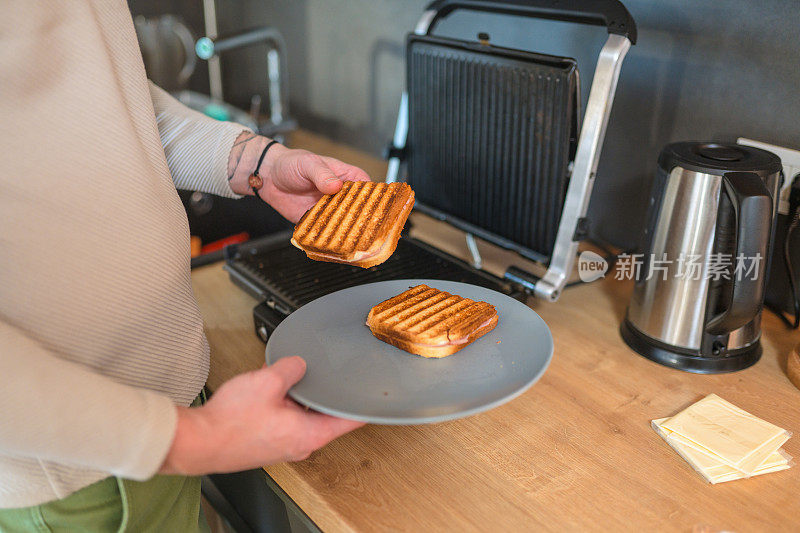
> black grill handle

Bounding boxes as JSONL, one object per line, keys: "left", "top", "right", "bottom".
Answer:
{"left": 423, "top": 0, "right": 637, "bottom": 44}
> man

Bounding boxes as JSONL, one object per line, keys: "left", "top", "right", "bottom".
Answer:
{"left": 0, "top": 1, "right": 364, "bottom": 529}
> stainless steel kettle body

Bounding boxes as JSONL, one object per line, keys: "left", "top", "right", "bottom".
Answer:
{"left": 621, "top": 142, "right": 782, "bottom": 373}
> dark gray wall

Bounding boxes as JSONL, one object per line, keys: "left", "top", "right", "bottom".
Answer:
{"left": 133, "top": 0, "right": 800, "bottom": 249}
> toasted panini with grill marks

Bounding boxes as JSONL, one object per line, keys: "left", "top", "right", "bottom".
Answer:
{"left": 366, "top": 284, "right": 499, "bottom": 358}
{"left": 291, "top": 181, "right": 414, "bottom": 268}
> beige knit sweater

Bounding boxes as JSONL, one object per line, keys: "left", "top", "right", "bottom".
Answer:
{"left": 0, "top": 1, "right": 250, "bottom": 507}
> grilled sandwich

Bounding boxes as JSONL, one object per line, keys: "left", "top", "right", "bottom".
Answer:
{"left": 291, "top": 181, "right": 415, "bottom": 268}
{"left": 366, "top": 284, "right": 499, "bottom": 358}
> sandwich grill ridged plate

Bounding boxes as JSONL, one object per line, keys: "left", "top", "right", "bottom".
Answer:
{"left": 406, "top": 35, "right": 578, "bottom": 262}
{"left": 265, "top": 279, "right": 553, "bottom": 424}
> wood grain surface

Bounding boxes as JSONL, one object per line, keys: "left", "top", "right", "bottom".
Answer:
{"left": 788, "top": 343, "right": 800, "bottom": 391}
{"left": 191, "top": 131, "right": 800, "bottom": 532}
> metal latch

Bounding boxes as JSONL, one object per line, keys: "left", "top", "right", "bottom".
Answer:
{"left": 572, "top": 217, "right": 590, "bottom": 241}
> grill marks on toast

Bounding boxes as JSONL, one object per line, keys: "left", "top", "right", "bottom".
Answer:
{"left": 367, "top": 285, "right": 499, "bottom": 353}
{"left": 370, "top": 286, "right": 450, "bottom": 325}
{"left": 293, "top": 181, "right": 409, "bottom": 258}
{"left": 352, "top": 185, "right": 398, "bottom": 254}
{"left": 368, "top": 284, "right": 431, "bottom": 315}
{"left": 295, "top": 193, "right": 335, "bottom": 244}
{"left": 312, "top": 183, "right": 362, "bottom": 251}
{"left": 336, "top": 184, "right": 379, "bottom": 253}
{"left": 407, "top": 300, "right": 480, "bottom": 337}
{"left": 298, "top": 181, "right": 362, "bottom": 248}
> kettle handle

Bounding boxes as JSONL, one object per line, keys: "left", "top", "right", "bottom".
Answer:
{"left": 705, "top": 172, "right": 773, "bottom": 336}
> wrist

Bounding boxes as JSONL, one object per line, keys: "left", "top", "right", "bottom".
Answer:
{"left": 160, "top": 406, "right": 215, "bottom": 476}
{"left": 227, "top": 133, "right": 267, "bottom": 196}
{"left": 255, "top": 142, "right": 289, "bottom": 187}
{"left": 227, "top": 133, "right": 290, "bottom": 197}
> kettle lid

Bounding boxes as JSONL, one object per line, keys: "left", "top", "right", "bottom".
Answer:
{"left": 659, "top": 141, "right": 783, "bottom": 175}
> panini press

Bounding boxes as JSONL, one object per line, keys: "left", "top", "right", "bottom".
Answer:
{"left": 225, "top": 227, "right": 524, "bottom": 342}
{"left": 225, "top": 0, "right": 636, "bottom": 343}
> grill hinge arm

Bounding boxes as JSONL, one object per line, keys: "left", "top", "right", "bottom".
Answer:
{"left": 535, "top": 33, "right": 631, "bottom": 301}
{"left": 386, "top": 92, "right": 409, "bottom": 184}
{"left": 465, "top": 233, "right": 482, "bottom": 269}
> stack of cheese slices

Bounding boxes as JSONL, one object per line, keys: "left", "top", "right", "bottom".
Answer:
{"left": 652, "top": 394, "right": 792, "bottom": 484}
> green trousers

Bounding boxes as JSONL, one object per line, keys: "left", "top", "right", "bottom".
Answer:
{"left": 0, "top": 474, "right": 209, "bottom": 533}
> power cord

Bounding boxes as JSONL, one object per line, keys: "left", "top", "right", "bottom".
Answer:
{"left": 766, "top": 174, "right": 800, "bottom": 329}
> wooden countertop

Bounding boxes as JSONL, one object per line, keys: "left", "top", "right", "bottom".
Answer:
{"left": 192, "top": 131, "right": 800, "bottom": 532}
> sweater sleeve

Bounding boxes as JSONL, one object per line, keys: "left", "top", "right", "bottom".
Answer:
{"left": 0, "top": 320, "right": 178, "bottom": 480}
{"left": 148, "top": 82, "right": 251, "bottom": 198}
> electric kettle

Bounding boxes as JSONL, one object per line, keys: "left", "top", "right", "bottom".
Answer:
{"left": 621, "top": 141, "right": 782, "bottom": 373}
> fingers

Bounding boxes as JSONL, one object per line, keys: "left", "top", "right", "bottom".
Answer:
{"left": 283, "top": 397, "right": 307, "bottom": 411}
{"left": 266, "top": 356, "right": 307, "bottom": 397}
{"left": 299, "top": 155, "right": 343, "bottom": 195}
{"left": 320, "top": 156, "right": 372, "bottom": 183}
{"left": 279, "top": 400, "right": 365, "bottom": 461}
{"left": 301, "top": 410, "right": 366, "bottom": 447}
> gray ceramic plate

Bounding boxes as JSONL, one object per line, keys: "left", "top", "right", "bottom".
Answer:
{"left": 265, "top": 279, "right": 553, "bottom": 424}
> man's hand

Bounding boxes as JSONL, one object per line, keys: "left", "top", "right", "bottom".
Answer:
{"left": 160, "top": 357, "right": 364, "bottom": 476}
{"left": 227, "top": 133, "right": 371, "bottom": 222}
{"left": 257, "top": 145, "right": 371, "bottom": 222}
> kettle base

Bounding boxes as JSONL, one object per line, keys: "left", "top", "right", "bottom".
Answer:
{"left": 620, "top": 319, "right": 761, "bottom": 374}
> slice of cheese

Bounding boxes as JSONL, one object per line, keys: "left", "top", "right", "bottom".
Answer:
{"left": 652, "top": 417, "right": 791, "bottom": 484}
{"left": 660, "top": 394, "right": 790, "bottom": 475}
{"left": 653, "top": 418, "right": 790, "bottom": 472}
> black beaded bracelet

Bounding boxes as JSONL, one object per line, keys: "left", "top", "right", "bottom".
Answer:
{"left": 248, "top": 139, "right": 280, "bottom": 194}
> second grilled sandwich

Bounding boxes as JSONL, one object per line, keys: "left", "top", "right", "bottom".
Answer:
{"left": 367, "top": 284, "right": 499, "bottom": 358}
{"left": 291, "top": 181, "right": 414, "bottom": 268}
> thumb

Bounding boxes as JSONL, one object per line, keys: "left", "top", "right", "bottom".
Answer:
{"left": 266, "top": 356, "right": 307, "bottom": 396}
{"left": 300, "top": 155, "right": 343, "bottom": 195}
